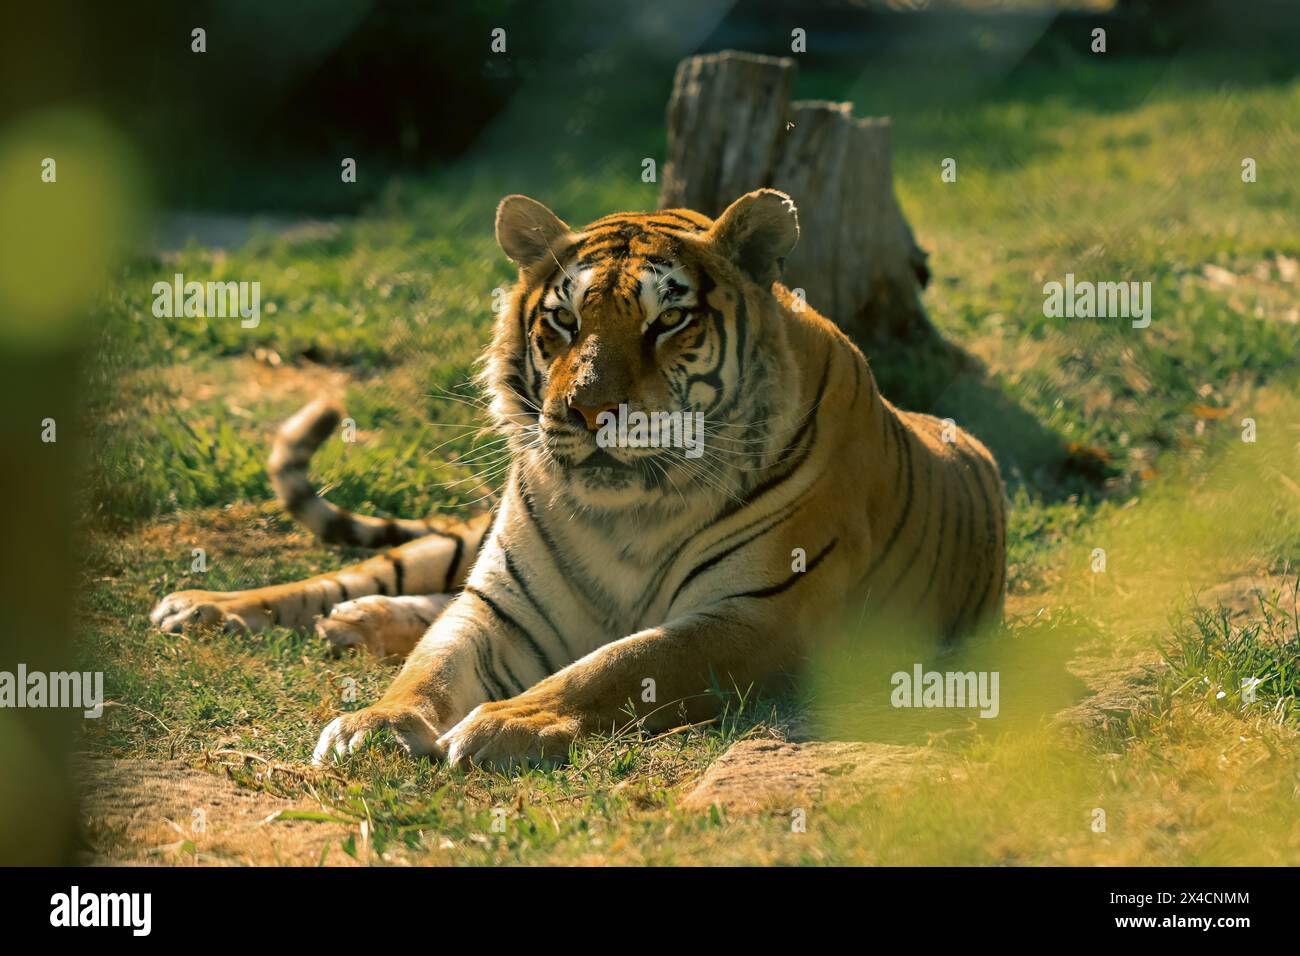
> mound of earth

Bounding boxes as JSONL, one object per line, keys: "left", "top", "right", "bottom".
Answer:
{"left": 77, "top": 757, "right": 355, "bottom": 866}
{"left": 679, "top": 740, "right": 960, "bottom": 813}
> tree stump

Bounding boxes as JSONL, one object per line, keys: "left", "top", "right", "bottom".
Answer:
{"left": 661, "top": 52, "right": 795, "bottom": 216}
{"left": 659, "top": 50, "right": 935, "bottom": 349}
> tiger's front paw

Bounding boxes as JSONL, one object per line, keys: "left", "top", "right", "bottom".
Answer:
{"left": 150, "top": 589, "right": 271, "bottom": 634}
{"left": 437, "top": 697, "right": 581, "bottom": 770}
{"left": 312, "top": 703, "right": 443, "bottom": 765}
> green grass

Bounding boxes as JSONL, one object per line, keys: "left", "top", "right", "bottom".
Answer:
{"left": 1162, "top": 588, "right": 1300, "bottom": 729}
{"left": 76, "top": 52, "right": 1300, "bottom": 864}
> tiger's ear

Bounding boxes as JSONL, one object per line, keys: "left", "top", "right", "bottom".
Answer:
{"left": 709, "top": 189, "right": 799, "bottom": 284}
{"left": 496, "top": 195, "right": 573, "bottom": 268}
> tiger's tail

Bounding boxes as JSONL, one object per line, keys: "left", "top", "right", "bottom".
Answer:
{"left": 269, "top": 399, "right": 447, "bottom": 548}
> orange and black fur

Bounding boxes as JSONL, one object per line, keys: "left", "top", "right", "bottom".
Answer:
{"left": 152, "top": 189, "right": 1006, "bottom": 767}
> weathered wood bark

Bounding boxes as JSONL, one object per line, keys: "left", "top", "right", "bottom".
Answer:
{"left": 660, "top": 50, "right": 935, "bottom": 348}
{"left": 660, "top": 51, "right": 795, "bottom": 216}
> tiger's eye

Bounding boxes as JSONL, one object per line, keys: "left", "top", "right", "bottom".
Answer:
{"left": 651, "top": 308, "right": 690, "bottom": 337}
{"left": 548, "top": 308, "right": 578, "bottom": 333}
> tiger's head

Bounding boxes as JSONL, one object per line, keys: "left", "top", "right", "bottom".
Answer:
{"left": 486, "top": 188, "right": 800, "bottom": 508}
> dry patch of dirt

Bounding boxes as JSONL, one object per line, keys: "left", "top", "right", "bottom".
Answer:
{"left": 160, "top": 354, "right": 352, "bottom": 419}
{"left": 1195, "top": 571, "right": 1299, "bottom": 627}
{"left": 78, "top": 757, "right": 355, "bottom": 866}
{"left": 1052, "top": 650, "right": 1162, "bottom": 732}
{"left": 135, "top": 501, "right": 318, "bottom": 559}
{"left": 679, "top": 740, "right": 960, "bottom": 814}
{"left": 107, "top": 354, "right": 354, "bottom": 430}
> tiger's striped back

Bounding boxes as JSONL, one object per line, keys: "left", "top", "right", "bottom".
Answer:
{"left": 857, "top": 401, "right": 1006, "bottom": 639}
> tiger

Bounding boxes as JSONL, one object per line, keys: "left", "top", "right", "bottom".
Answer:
{"left": 150, "top": 188, "right": 1007, "bottom": 768}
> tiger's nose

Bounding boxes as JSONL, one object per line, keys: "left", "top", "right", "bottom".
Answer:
{"left": 568, "top": 401, "right": 620, "bottom": 431}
